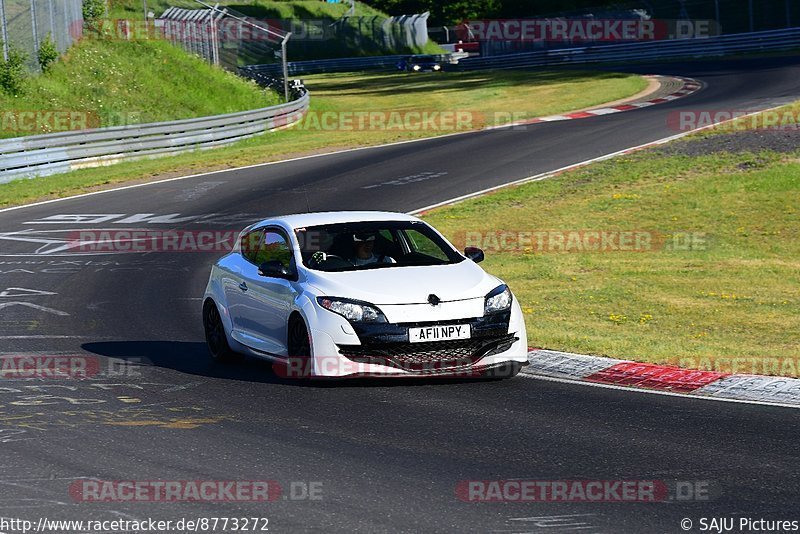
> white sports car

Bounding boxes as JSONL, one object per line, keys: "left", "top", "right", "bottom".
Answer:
{"left": 202, "top": 211, "right": 528, "bottom": 379}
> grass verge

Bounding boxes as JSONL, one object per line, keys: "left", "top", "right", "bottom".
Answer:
{"left": 0, "top": 69, "right": 646, "bottom": 207}
{"left": 420, "top": 117, "right": 800, "bottom": 377}
{"left": 0, "top": 37, "right": 279, "bottom": 138}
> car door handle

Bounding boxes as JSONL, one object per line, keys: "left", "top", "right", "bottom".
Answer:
{"left": 239, "top": 282, "right": 248, "bottom": 292}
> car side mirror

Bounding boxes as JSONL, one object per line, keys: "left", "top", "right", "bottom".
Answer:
{"left": 464, "top": 246, "right": 484, "bottom": 263}
{"left": 259, "top": 260, "right": 291, "bottom": 278}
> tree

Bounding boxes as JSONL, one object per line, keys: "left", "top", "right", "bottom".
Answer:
{"left": 82, "top": 0, "right": 106, "bottom": 25}
{"left": 38, "top": 33, "right": 59, "bottom": 72}
{"left": 0, "top": 42, "right": 28, "bottom": 95}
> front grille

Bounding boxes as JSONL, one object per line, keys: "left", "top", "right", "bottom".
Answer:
{"left": 338, "top": 334, "right": 517, "bottom": 373}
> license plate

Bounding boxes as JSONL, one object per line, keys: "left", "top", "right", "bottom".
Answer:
{"left": 408, "top": 324, "right": 471, "bottom": 343}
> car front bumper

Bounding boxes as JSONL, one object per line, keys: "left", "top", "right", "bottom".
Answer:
{"left": 303, "top": 300, "right": 529, "bottom": 378}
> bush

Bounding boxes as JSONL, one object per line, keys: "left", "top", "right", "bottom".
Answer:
{"left": 38, "top": 34, "right": 59, "bottom": 72}
{"left": 82, "top": 0, "right": 106, "bottom": 25}
{"left": 0, "top": 43, "right": 28, "bottom": 96}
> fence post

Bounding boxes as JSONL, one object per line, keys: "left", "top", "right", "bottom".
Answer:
{"left": 281, "top": 32, "right": 291, "bottom": 102}
{"left": 48, "top": 0, "right": 55, "bottom": 40}
{"left": 210, "top": 3, "right": 220, "bottom": 66}
{"left": 31, "top": 0, "right": 40, "bottom": 53}
{"left": 0, "top": 0, "right": 8, "bottom": 61}
{"left": 64, "top": 0, "right": 73, "bottom": 47}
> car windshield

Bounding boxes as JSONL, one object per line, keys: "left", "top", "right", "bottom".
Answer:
{"left": 295, "top": 221, "right": 464, "bottom": 272}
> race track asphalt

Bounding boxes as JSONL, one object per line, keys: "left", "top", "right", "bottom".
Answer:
{"left": 0, "top": 56, "right": 798, "bottom": 533}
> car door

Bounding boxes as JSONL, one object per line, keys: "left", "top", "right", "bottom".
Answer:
{"left": 225, "top": 227, "right": 264, "bottom": 340}
{"left": 237, "top": 227, "right": 299, "bottom": 356}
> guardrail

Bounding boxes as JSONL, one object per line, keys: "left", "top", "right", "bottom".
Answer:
{"left": 240, "top": 55, "right": 408, "bottom": 78}
{"left": 243, "top": 27, "right": 800, "bottom": 77}
{"left": 0, "top": 85, "right": 310, "bottom": 184}
{"left": 451, "top": 27, "right": 800, "bottom": 70}
{"left": 4, "top": 27, "right": 798, "bottom": 184}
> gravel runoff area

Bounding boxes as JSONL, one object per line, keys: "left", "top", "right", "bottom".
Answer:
{"left": 657, "top": 128, "right": 800, "bottom": 157}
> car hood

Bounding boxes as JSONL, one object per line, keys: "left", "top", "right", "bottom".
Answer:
{"left": 304, "top": 260, "right": 500, "bottom": 305}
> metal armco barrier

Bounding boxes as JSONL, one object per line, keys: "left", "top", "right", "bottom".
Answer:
{"left": 240, "top": 55, "right": 408, "bottom": 78}
{"left": 244, "top": 27, "right": 800, "bottom": 76}
{"left": 0, "top": 86, "right": 309, "bottom": 184}
{"left": 3, "top": 27, "right": 798, "bottom": 184}
{"left": 450, "top": 27, "right": 800, "bottom": 70}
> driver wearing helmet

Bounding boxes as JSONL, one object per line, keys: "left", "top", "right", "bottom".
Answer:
{"left": 351, "top": 232, "right": 395, "bottom": 266}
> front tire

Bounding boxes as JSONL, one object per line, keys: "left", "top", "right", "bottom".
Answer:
{"left": 280, "top": 315, "right": 312, "bottom": 378}
{"left": 483, "top": 362, "right": 523, "bottom": 380}
{"left": 288, "top": 316, "right": 311, "bottom": 358}
{"left": 203, "top": 300, "right": 240, "bottom": 363}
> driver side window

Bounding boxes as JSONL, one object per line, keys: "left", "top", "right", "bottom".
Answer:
{"left": 240, "top": 229, "right": 264, "bottom": 264}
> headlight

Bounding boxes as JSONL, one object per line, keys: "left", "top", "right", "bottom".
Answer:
{"left": 485, "top": 285, "right": 512, "bottom": 314}
{"left": 433, "top": 64, "right": 441, "bottom": 70}
{"left": 412, "top": 65, "right": 421, "bottom": 71}
{"left": 317, "top": 297, "right": 386, "bottom": 323}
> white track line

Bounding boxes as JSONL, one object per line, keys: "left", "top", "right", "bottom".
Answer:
{"left": 1, "top": 77, "right": 794, "bottom": 409}
{"left": 519, "top": 372, "right": 800, "bottom": 410}
{"left": 408, "top": 103, "right": 789, "bottom": 215}
{"left": 409, "top": 102, "right": 800, "bottom": 409}
{"left": 0, "top": 77, "right": 701, "bottom": 216}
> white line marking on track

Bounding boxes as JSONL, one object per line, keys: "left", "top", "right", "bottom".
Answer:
{"left": 518, "top": 372, "right": 800, "bottom": 410}
{"left": 0, "top": 77, "right": 704, "bottom": 217}
{"left": 0, "top": 78, "right": 792, "bottom": 410}
{"left": 0, "top": 288, "right": 56, "bottom": 298}
{"left": 585, "top": 108, "right": 618, "bottom": 115}
{"left": 408, "top": 104, "right": 791, "bottom": 215}
{"left": 0, "top": 302, "right": 69, "bottom": 316}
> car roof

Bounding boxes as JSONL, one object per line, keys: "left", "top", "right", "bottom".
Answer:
{"left": 257, "top": 211, "right": 421, "bottom": 230}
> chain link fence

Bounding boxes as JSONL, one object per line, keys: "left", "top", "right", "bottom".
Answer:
{"left": 156, "top": 2, "right": 431, "bottom": 71}
{"left": 156, "top": 1, "right": 431, "bottom": 99}
{"left": 157, "top": 4, "right": 286, "bottom": 71}
{"left": 0, "top": 0, "right": 83, "bottom": 68}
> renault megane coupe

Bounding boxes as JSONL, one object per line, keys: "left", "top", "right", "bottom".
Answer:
{"left": 202, "top": 211, "right": 528, "bottom": 378}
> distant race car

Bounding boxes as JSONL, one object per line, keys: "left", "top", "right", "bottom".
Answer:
{"left": 398, "top": 55, "right": 443, "bottom": 72}
{"left": 202, "top": 211, "right": 528, "bottom": 379}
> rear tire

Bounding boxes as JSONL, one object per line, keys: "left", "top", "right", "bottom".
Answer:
{"left": 203, "top": 300, "right": 240, "bottom": 363}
